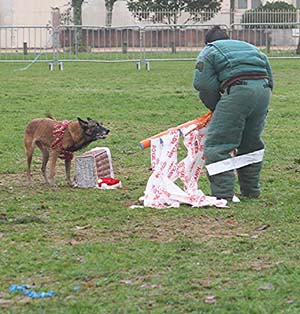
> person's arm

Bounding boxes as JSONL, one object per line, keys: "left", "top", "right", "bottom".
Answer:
{"left": 263, "top": 54, "right": 273, "bottom": 90}
{"left": 193, "top": 56, "right": 221, "bottom": 111}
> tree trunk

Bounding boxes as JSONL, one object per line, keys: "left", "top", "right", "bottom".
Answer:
{"left": 72, "top": 0, "right": 83, "bottom": 26}
{"left": 296, "top": 36, "right": 300, "bottom": 55}
{"left": 72, "top": 0, "right": 84, "bottom": 51}
{"left": 230, "top": 0, "right": 235, "bottom": 25}
{"left": 105, "top": 4, "right": 113, "bottom": 26}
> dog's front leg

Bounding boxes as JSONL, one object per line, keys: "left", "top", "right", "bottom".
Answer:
{"left": 48, "top": 152, "right": 58, "bottom": 186}
{"left": 65, "top": 159, "right": 74, "bottom": 186}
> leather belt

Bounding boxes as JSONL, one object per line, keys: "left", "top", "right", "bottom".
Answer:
{"left": 220, "top": 72, "right": 269, "bottom": 93}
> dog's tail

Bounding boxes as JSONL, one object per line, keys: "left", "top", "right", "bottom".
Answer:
{"left": 46, "top": 113, "right": 56, "bottom": 120}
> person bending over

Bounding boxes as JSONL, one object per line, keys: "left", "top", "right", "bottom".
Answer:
{"left": 193, "top": 26, "right": 273, "bottom": 201}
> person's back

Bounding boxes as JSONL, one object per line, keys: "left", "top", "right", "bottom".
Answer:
{"left": 203, "top": 39, "right": 269, "bottom": 83}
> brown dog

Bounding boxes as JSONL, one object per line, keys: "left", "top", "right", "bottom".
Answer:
{"left": 24, "top": 117, "right": 110, "bottom": 186}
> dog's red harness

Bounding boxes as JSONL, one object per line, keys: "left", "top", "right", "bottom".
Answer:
{"left": 52, "top": 120, "right": 74, "bottom": 161}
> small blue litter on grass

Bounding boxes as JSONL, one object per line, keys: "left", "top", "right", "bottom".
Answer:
{"left": 73, "top": 285, "right": 81, "bottom": 291}
{"left": 9, "top": 285, "right": 55, "bottom": 298}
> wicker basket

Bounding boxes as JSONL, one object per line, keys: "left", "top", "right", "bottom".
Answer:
{"left": 75, "top": 147, "right": 114, "bottom": 188}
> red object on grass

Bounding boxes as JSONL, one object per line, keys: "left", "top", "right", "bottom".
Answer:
{"left": 98, "top": 177, "right": 121, "bottom": 188}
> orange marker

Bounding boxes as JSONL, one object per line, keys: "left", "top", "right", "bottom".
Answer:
{"left": 140, "top": 111, "right": 212, "bottom": 149}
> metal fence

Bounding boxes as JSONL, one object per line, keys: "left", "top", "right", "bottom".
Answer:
{"left": 231, "top": 23, "right": 300, "bottom": 57}
{"left": 142, "top": 24, "right": 229, "bottom": 62}
{"left": 58, "top": 25, "right": 142, "bottom": 63}
{"left": 1, "top": 22, "right": 300, "bottom": 66}
{"left": 0, "top": 26, "right": 53, "bottom": 62}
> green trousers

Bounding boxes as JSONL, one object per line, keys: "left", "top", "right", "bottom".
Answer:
{"left": 204, "top": 79, "right": 271, "bottom": 199}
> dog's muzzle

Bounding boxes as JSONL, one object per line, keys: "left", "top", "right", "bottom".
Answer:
{"left": 97, "top": 129, "right": 110, "bottom": 139}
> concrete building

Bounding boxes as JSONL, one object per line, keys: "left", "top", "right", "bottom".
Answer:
{"left": 0, "top": 0, "right": 299, "bottom": 27}
{"left": 235, "top": 0, "right": 300, "bottom": 10}
{"left": 0, "top": 0, "right": 131, "bottom": 26}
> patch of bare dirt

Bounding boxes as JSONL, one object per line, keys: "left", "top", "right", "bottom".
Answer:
{"left": 0, "top": 167, "right": 250, "bottom": 244}
{"left": 122, "top": 215, "right": 243, "bottom": 243}
{"left": 0, "top": 161, "right": 71, "bottom": 188}
{"left": 46, "top": 215, "right": 245, "bottom": 246}
{"left": 0, "top": 172, "right": 43, "bottom": 187}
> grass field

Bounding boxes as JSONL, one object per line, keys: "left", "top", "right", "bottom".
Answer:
{"left": 0, "top": 59, "right": 299, "bottom": 313}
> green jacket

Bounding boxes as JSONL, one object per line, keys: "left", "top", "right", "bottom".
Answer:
{"left": 193, "top": 39, "right": 273, "bottom": 111}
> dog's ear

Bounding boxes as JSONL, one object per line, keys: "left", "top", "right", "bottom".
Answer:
{"left": 87, "top": 117, "right": 92, "bottom": 121}
{"left": 77, "top": 117, "right": 88, "bottom": 129}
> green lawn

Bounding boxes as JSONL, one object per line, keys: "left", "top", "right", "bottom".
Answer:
{"left": 0, "top": 59, "right": 299, "bottom": 313}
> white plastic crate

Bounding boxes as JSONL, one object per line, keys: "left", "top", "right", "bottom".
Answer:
{"left": 75, "top": 147, "right": 114, "bottom": 188}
